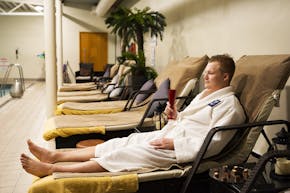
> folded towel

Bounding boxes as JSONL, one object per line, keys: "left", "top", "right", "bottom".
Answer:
{"left": 43, "top": 118, "right": 106, "bottom": 140}
{"left": 28, "top": 174, "right": 138, "bottom": 193}
{"left": 55, "top": 107, "right": 124, "bottom": 115}
{"left": 43, "top": 108, "right": 149, "bottom": 141}
{"left": 55, "top": 101, "right": 127, "bottom": 115}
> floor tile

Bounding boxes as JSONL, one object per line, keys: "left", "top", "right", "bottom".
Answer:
{"left": 0, "top": 186, "right": 14, "bottom": 193}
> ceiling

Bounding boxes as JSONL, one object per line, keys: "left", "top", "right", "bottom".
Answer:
{"left": 0, "top": 0, "right": 44, "bottom": 15}
{"left": 61, "top": 0, "right": 100, "bottom": 11}
{"left": 0, "top": 0, "right": 120, "bottom": 16}
{"left": 62, "top": 0, "right": 99, "bottom": 6}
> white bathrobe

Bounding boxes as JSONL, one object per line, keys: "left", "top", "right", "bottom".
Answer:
{"left": 92, "top": 86, "right": 246, "bottom": 172}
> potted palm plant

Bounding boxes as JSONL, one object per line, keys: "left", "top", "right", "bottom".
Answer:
{"left": 105, "top": 7, "right": 166, "bottom": 56}
{"left": 105, "top": 6, "right": 166, "bottom": 90}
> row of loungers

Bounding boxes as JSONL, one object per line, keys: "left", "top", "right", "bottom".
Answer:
{"left": 57, "top": 64, "right": 132, "bottom": 104}
{"left": 28, "top": 54, "right": 290, "bottom": 193}
{"left": 49, "top": 55, "right": 209, "bottom": 147}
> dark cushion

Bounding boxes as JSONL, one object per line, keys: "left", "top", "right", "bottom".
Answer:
{"left": 102, "top": 66, "right": 111, "bottom": 78}
{"left": 79, "top": 63, "right": 93, "bottom": 76}
{"left": 147, "top": 78, "right": 170, "bottom": 118}
{"left": 135, "top": 79, "right": 156, "bottom": 105}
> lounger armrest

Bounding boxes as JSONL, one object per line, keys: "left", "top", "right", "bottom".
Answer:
{"left": 96, "top": 77, "right": 111, "bottom": 82}
{"left": 175, "top": 95, "right": 190, "bottom": 102}
{"left": 126, "top": 89, "right": 157, "bottom": 110}
{"left": 135, "top": 89, "right": 157, "bottom": 95}
{"left": 122, "top": 87, "right": 138, "bottom": 110}
{"left": 135, "top": 96, "right": 190, "bottom": 132}
{"left": 101, "top": 83, "right": 116, "bottom": 93}
{"left": 180, "top": 119, "right": 290, "bottom": 193}
{"left": 135, "top": 97, "right": 169, "bottom": 132}
{"left": 240, "top": 149, "right": 290, "bottom": 193}
{"left": 129, "top": 101, "right": 150, "bottom": 110}
{"left": 94, "top": 71, "right": 104, "bottom": 77}
{"left": 122, "top": 88, "right": 157, "bottom": 111}
{"left": 133, "top": 96, "right": 190, "bottom": 129}
{"left": 96, "top": 77, "right": 112, "bottom": 89}
{"left": 176, "top": 96, "right": 188, "bottom": 100}
{"left": 111, "top": 85, "right": 127, "bottom": 89}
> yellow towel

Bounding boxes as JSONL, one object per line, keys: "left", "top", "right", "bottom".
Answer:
{"left": 43, "top": 119, "right": 105, "bottom": 141}
{"left": 55, "top": 107, "right": 123, "bottom": 115}
{"left": 55, "top": 108, "right": 64, "bottom": 115}
{"left": 28, "top": 174, "right": 138, "bottom": 193}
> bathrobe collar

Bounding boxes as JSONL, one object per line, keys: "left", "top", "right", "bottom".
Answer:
{"left": 196, "top": 86, "right": 234, "bottom": 104}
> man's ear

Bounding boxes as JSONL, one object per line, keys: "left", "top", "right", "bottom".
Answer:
{"left": 223, "top": 73, "right": 230, "bottom": 82}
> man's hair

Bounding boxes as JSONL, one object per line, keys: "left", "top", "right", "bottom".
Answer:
{"left": 209, "top": 54, "right": 235, "bottom": 82}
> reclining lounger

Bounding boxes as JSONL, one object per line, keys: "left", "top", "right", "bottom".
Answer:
{"left": 56, "top": 64, "right": 119, "bottom": 96}
{"left": 57, "top": 65, "right": 131, "bottom": 104}
{"left": 31, "top": 54, "right": 290, "bottom": 193}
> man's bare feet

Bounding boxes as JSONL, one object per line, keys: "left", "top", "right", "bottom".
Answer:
{"left": 20, "top": 153, "right": 53, "bottom": 177}
{"left": 27, "top": 139, "right": 57, "bottom": 163}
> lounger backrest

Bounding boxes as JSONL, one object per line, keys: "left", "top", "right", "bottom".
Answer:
{"left": 155, "top": 55, "right": 208, "bottom": 96}
{"left": 231, "top": 55, "right": 290, "bottom": 122}
{"left": 102, "top": 64, "right": 112, "bottom": 78}
{"left": 134, "top": 55, "right": 208, "bottom": 111}
{"left": 109, "top": 64, "right": 119, "bottom": 78}
{"left": 197, "top": 54, "right": 290, "bottom": 173}
{"left": 79, "top": 63, "right": 93, "bottom": 76}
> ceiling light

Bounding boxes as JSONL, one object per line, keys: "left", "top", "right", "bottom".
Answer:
{"left": 34, "top": 5, "right": 44, "bottom": 12}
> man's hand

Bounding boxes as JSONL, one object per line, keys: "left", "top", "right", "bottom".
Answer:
{"left": 164, "top": 102, "right": 177, "bottom": 120}
{"left": 150, "top": 138, "right": 174, "bottom": 150}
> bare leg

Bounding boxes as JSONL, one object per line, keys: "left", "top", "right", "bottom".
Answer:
{"left": 27, "top": 139, "right": 96, "bottom": 163}
{"left": 21, "top": 153, "right": 107, "bottom": 177}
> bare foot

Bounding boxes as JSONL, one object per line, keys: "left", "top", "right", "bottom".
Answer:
{"left": 20, "top": 153, "right": 53, "bottom": 177}
{"left": 27, "top": 139, "right": 57, "bottom": 163}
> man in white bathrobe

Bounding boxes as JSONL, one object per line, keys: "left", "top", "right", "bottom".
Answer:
{"left": 21, "top": 54, "right": 246, "bottom": 177}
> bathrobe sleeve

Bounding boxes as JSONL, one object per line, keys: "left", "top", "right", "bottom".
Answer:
{"left": 174, "top": 95, "right": 246, "bottom": 163}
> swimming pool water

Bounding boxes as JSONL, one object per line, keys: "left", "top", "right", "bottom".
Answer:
{"left": 0, "top": 84, "right": 12, "bottom": 97}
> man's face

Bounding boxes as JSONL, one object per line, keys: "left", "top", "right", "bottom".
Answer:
{"left": 203, "top": 61, "right": 228, "bottom": 90}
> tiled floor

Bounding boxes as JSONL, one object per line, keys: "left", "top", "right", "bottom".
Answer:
{"left": 0, "top": 82, "right": 47, "bottom": 193}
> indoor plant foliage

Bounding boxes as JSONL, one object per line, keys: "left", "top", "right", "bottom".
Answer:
{"left": 105, "top": 7, "right": 133, "bottom": 53}
{"left": 105, "top": 6, "right": 166, "bottom": 89}
{"left": 121, "top": 51, "right": 158, "bottom": 80}
{"left": 105, "top": 6, "right": 167, "bottom": 57}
